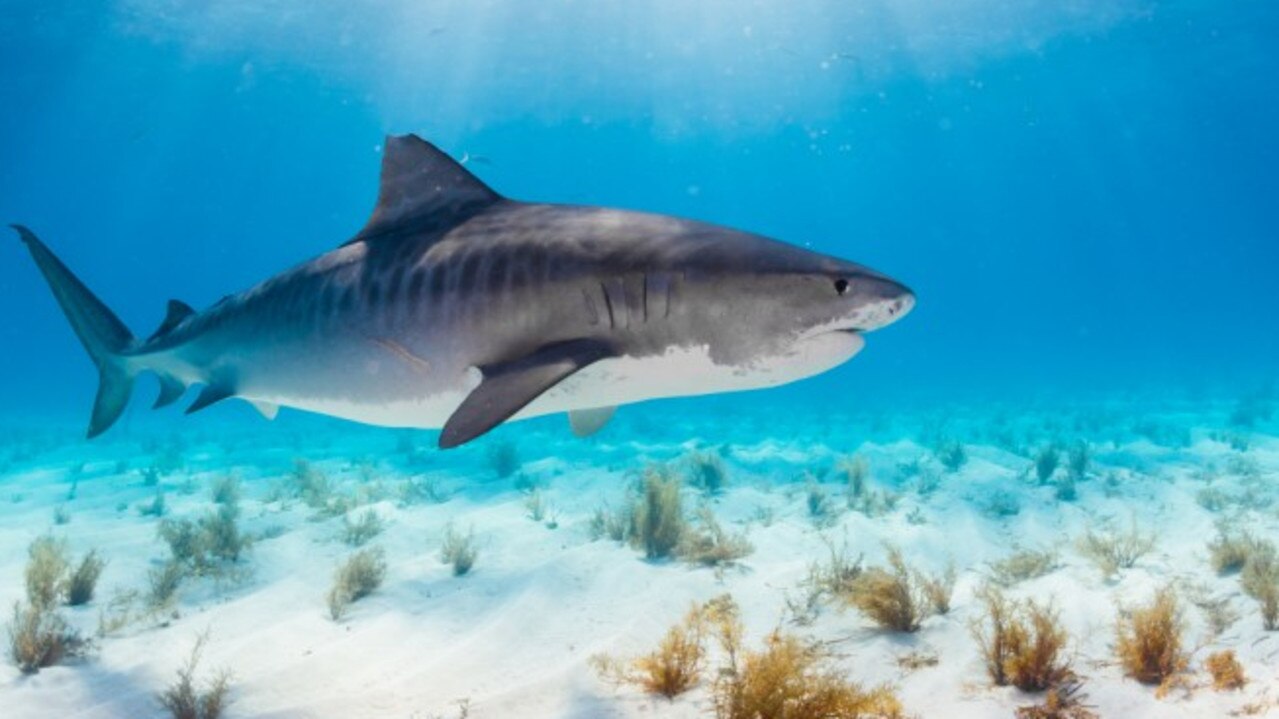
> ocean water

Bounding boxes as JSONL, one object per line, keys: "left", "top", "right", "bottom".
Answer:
{"left": 1, "top": 2, "right": 1277, "bottom": 718}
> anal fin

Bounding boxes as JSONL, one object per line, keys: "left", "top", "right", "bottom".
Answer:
{"left": 153, "top": 374, "right": 186, "bottom": 409}
{"left": 568, "top": 406, "right": 617, "bottom": 438}
{"left": 440, "top": 338, "right": 614, "bottom": 449}
{"left": 186, "top": 383, "right": 234, "bottom": 414}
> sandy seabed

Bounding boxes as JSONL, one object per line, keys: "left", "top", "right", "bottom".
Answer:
{"left": 0, "top": 395, "right": 1276, "bottom": 719}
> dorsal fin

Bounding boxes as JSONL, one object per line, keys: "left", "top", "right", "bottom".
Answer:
{"left": 349, "top": 134, "right": 502, "bottom": 244}
{"left": 148, "top": 299, "right": 195, "bottom": 341}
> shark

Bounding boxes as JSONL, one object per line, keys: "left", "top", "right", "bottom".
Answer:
{"left": 16, "top": 134, "right": 915, "bottom": 448}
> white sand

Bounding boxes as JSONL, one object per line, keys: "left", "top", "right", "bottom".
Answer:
{"left": 0, "top": 400, "right": 1276, "bottom": 718}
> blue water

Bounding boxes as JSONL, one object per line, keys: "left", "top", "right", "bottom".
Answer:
{"left": 2, "top": 0, "right": 1276, "bottom": 430}
{"left": 2, "top": 4, "right": 1279, "bottom": 717}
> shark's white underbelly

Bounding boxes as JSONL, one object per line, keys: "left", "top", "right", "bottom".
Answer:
{"left": 253, "top": 331, "right": 864, "bottom": 431}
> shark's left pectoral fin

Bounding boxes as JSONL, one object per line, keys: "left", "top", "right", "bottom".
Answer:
{"left": 440, "top": 339, "right": 614, "bottom": 449}
{"left": 568, "top": 406, "right": 617, "bottom": 438}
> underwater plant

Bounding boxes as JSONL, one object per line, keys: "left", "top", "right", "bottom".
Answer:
{"left": 1034, "top": 445, "right": 1060, "bottom": 484}
{"left": 158, "top": 507, "right": 252, "bottom": 576}
{"left": 147, "top": 561, "right": 186, "bottom": 609}
{"left": 25, "top": 535, "right": 70, "bottom": 609}
{"left": 139, "top": 490, "right": 168, "bottom": 517}
{"left": 522, "top": 488, "right": 549, "bottom": 522}
{"left": 677, "top": 507, "right": 753, "bottom": 567}
{"left": 805, "top": 476, "right": 836, "bottom": 526}
{"left": 971, "top": 585, "right": 1071, "bottom": 692}
{"left": 631, "top": 467, "right": 686, "bottom": 560}
{"left": 65, "top": 550, "right": 106, "bottom": 606}
{"left": 341, "top": 509, "right": 386, "bottom": 547}
{"left": 1013, "top": 678, "right": 1099, "bottom": 719}
{"left": 6, "top": 601, "right": 88, "bottom": 674}
{"left": 327, "top": 547, "right": 388, "bottom": 620}
{"left": 990, "top": 547, "right": 1060, "bottom": 587}
{"left": 487, "top": 440, "right": 520, "bottom": 479}
{"left": 289, "top": 459, "right": 351, "bottom": 516}
{"left": 839, "top": 455, "right": 869, "bottom": 501}
{"left": 708, "top": 595, "right": 902, "bottom": 719}
{"left": 198, "top": 506, "right": 251, "bottom": 563}
{"left": 1066, "top": 441, "right": 1090, "bottom": 480}
{"left": 588, "top": 502, "right": 634, "bottom": 543}
{"left": 1240, "top": 539, "right": 1279, "bottom": 630}
{"left": 440, "top": 523, "right": 479, "bottom": 576}
{"left": 591, "top": 603, "right": 707, "bottom": 698}
{"left": 1207, "top": 529, "right": 1262, "bottom": 575}
{"left": 843, "top": 545, "right": 949, "bottom": 633}
{"left": 918, "top": 562, "right": 957, "bottom": 615}
{"left": 1204, "top": 649, "right": 1246, "bottom": 690}
{"left": 935, "top": 439, "right": 967, "bottom": 473}
{"left": 396, "top": 475, "right": 449, "bottom": 505}
{"left": 209, "top": 476, "right": 241, "bottom": 507}
{"left": 158, "top": 633, "right": 232, "bottom": 719}
{"left": 1114, "top": 587, "right": 1189, "bottom": 693}
{"left": 686, "top": 449, "right": 729, "bottom": 495}
{"left": 1075, "top": 520, "right": 1156, "bottom": 578}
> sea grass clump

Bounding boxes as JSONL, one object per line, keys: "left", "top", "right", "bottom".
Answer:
{"left": 1240, "top": 539, "right": 1279, "bottom": 630}
{"left": 591, "top": 602, "right": 707, "bottom": 698}
{"left": 709, "top": 595, "right": 902, "bottom": 719}
{"left": 677, "top": 507, "right": 753, "bottom": 567}
{"left": 839, "top": 456, "right": 869, "bottom": 501}
{"left": 1204, "top": 650, "right": 1246, "bottom": 691}
{"left": 65, "top": 551, "right": 106, "bottom": 606}
{"left": 157, "top": 633, "right": 232, "bottom": 719}
{"left": 971, "top": 585, "right": 1071, "bottom": 691}
{"left": 23, "top": 535, "right": 105, "bottom": 608}
{"left": 935, "top": 439, "right": 967, "bottom": 473}
{"left": 158, "top": 505, "right": 252, "bottom": 576}
{"left": 25, "top": 535, "right": 70, "bottom": 609}
{"left": 1075, "top": 520, "right": 1156, "bottom": 578}
{"left": 7, "top": 601, "right": 88, "bottom": 674}
{"left": 843, "top": 545, "right": 951, "bottom": 632}
{"left": 631, "top": 467, "right": 686, "bottom": 560}
{"left": 588, "top": 502, "right": 634, "bottom": 543}
{"left": 327, "top": 547, "right": 388, "bottom": 620}
{"left": 487, "top": 440, "right": 520, "bottom": 479}
{"left": 686, "top": 449, "right": 729, "bottom": 495}
{"left": 341, "top": 509, "right": 386, "bottom": 547}
{"left": 1208, "top": 529, "right": 1262, "bottom": 575}
{"left": 209, "top": 476, "right": 241, "bottom": 507}
{"left": 1114, "top": 587, "right": 1189, "bottom": 694}
{"left": 1014, "top": 679, "right": 1099, "bottom": 719}
{"left": 1034, "top": 446, "right": 1060, "bottom": 484}
{"left": 440, "top": 523, "right": 479, "bottom": 576}
{"left": 990, "top": 547, "right": 1060, "bottom": 587}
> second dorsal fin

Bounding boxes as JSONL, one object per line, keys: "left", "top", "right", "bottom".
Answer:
{"left": 349, "top": 134, "right": 502, "bottom": 244}
{"left": 148, "top": 299, "right": 195, "bottom": 341}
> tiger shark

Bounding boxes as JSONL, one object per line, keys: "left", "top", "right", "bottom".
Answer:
{"left": 16, "top": 134, "right": 914, "bottom": 448}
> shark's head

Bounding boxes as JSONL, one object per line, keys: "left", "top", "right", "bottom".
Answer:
{"left": 672, "top": 227, "right": 915, "bottom": 386}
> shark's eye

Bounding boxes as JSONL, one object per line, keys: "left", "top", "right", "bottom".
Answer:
{"left": 833, "top": 278, "right": 850, "bottom": 295}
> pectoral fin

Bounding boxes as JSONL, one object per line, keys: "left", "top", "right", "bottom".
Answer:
{"left": 568, "top": 406, "right": 617, "bottom": 438}
{"left": 440, "top": 339, "right": 613, "bottom": 449}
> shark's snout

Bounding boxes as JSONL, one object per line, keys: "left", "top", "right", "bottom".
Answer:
{"left": 840, "top": 274, "right": 915, "bottom": 333}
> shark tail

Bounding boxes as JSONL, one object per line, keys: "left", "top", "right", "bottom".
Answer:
{"left": 14, "top": 224, "right": 137, "bottom": 438}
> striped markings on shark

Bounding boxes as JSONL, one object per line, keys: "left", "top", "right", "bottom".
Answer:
{"left": 15, "top": 134, "right": 915, "bottom": 448}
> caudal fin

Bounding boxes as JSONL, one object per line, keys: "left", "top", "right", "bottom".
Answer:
{"left": 14, "top": 225, "right": 136, "bottom": 438}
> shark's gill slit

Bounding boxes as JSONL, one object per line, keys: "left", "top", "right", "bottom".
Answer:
{"left": 581, "top": 288, "right": 600, "bottom": 326}
{"left": 599, "top": 281, "right": 615, "bottom": 329}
